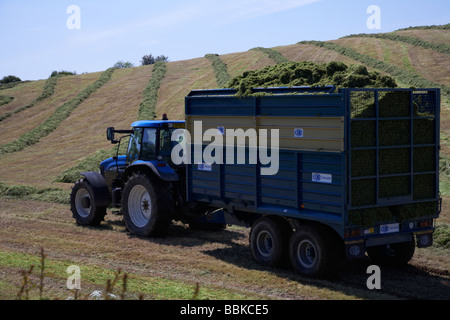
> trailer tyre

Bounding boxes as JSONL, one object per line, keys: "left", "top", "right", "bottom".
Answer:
{"left": 250, "top": 217, "right": 291, "bottom": 267}
{"left": 70, "top": 179, "right": 107, "bottom": 226}
{"left": 122, "top": 172, "right": 173, "bottom": 236}
{"left": 289, "top": 225, "right": 341, "bottom": 278}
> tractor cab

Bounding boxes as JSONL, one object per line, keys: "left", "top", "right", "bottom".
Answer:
{"left": 101, "top": 118, "right": 185, "bottom": 205}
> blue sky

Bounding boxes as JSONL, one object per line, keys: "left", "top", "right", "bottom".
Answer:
{"left": 1, "top": 0, "right": 448, "bottom": 80}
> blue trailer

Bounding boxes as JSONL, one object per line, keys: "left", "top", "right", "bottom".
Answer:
{"left": 70, "top": 86, "right": 441, "bottom": 278}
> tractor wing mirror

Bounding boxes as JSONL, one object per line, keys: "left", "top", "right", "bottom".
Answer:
{"left": 106, "top": 127, "right": 116, "bottom": 142}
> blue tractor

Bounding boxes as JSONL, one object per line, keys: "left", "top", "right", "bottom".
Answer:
{"left": 70, "top": 117, "right": 214, "bottom": 236}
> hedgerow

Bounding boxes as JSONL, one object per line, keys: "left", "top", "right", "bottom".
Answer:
{"left": 205, "top": 54, "right": 230, "bottom": 88}
{"left": 0, "top": 68, "right": 115, "bottom": 155}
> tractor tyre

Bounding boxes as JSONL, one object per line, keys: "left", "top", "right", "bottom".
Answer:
{"left": 70, "top": 179, "right": 107, "bottom": 226}
{"left": 122, "top": 172, "right": 173, "bottom": 237}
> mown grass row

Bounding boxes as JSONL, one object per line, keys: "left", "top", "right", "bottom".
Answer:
{"left": 250, "top": 47, "right": 290, "bottom": 64}
{"left": 0, "top": 68, "right": 115, "bottom": 155}
{"left": 343, "top": 32, "right": 450, "bottom": 56}
{"left": 0, "top": 182, "right": 69, "bottom": 204}
{"left": 0, "top": 95, "right": 14, "bottom": 107}
{"left": 0, "top": 75, "right": 59, "bottom": 122}
{"left": 56, "top": 62, "right": 166, "bottom": 183}
{"left": 299, "top": 41, "right": 450, "bottom": 99}
{"left": 204, "top": 54, "right": 231, "bottom": 88}
{"left": 138, "top": 61, "right": 167, "bottom": 120}
{"left": 54, "top": 138, "right": 129, "bottom": 183}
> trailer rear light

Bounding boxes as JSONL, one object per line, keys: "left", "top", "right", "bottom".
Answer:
{"left": 345, "top": 228, "right": 361, "bottom": 238}
{"left": 417, "top": 219, "right": 433, "bottom": 228}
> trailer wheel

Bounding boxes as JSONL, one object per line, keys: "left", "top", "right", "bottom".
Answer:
{"left": 289, "top": 225, "right": 341, "bottom": 278}
{"left": 367, "top": 240, "right": 415, "bottom": 266}
{"left": 250, "top": 217, "right": 291, "bottom": 267}
{"left": 122, "top": 172, "right": 173, "bottom": 236}
{"left": 70, "top": 179, "right": 107, "bottom": 226}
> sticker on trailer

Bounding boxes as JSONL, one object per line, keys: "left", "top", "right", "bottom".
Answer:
{"left": 380, "top": 223, "right": 399, "bottom": 234}
{"left": 294, "top": 128, "right": 304, "bottom": 138}
{"left": 197, "top": 163, "right": 212, "bottom": 171}
{"left": 312, "top": 172, "right": 332, "bottom": 184}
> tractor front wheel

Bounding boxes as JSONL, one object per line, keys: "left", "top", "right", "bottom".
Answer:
{"left": 70, "top": 179, "right": 107, "bottom": 226}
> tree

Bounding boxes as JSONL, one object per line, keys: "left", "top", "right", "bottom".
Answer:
{"left": 141, "top": 54, "right": 155, "bottom": 66}
{"left": 141, "top": 54, "right": 169, "bottom": 66}
{"left": 113, "top": 61, "right": 135, "bottom": 69}
{"left": 0, "top": 75, "right": 21, "bottom": 84}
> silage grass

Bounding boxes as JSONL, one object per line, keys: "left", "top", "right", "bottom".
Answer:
{"left": 0, "top": 68, "right": 115, "bottom": 155}
{"left": 0, "top": 182, "right": 69, "bottom": 204}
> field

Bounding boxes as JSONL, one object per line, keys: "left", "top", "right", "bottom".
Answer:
{"left": 0, "top": 25, "right": 449, "bottom": 300}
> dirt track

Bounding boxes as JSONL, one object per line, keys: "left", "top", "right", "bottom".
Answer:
{"left": 0, "top": 197, "right": 449, "bottom": 300}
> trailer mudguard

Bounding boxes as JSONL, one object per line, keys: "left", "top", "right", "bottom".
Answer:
{"left": 125, "top": 160, "right": 179, "bottom": 182}
{"left": 80, "top": 172, "right": 111, "bottom": 207}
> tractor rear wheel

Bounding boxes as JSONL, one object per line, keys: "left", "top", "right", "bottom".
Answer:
{"left": 70, "top": 179, "right": 107, "bottom": 226}
{"left": 122, "top": 172, "right": 173, "bottom": 236}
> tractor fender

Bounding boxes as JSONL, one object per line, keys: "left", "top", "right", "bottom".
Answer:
{"left": 125, "top": 160, "right": 179, "bottom": 182}
{"left": 80, "top": 172, "right": 111, "bottom": 207}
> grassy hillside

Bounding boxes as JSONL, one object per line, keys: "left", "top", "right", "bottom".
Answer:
{"left": 0, "top": 24, "right": 449, "bottom": 300}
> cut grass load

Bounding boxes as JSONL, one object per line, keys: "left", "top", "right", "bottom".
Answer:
{"left": 228, "top": 60, "right": 397, "bottom": 96}
{"left": 0, "top": 68, "right": 115, "bottom": 155}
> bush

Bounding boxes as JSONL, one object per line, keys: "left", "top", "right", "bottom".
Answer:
{"left": 1, "top": 75, "right": 21, "bottom": 84}
{"left": 113, "top": 61, "right": 134, "bottom": 69}
{"left": 141, "top": 54, "right": 169, "bottom": 66}
{"left": 50, "top": 70, "right": 76, "bottom": 77}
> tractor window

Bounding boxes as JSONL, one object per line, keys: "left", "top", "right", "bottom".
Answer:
{"left": 141, "top": 128, "right": 157, "bottom": 161}
{"left": 127, "top": 128, "right": 143, "bottom": 164}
